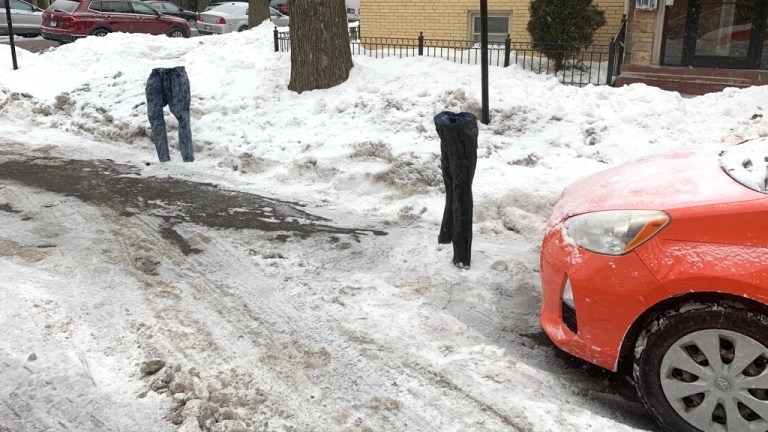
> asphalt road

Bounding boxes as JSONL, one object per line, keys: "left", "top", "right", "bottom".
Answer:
{"left": 0, "top": 156, "right": 385, "bottom": 240}
{"left": 1, "top": 30, "right": 202, "bottom": 53}
{"left": 0, "top": 37, "right": 58, "bottom": 53}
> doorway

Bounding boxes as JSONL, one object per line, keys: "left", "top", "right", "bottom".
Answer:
{"left": 661, "top": 0, "right": 768, "bottom": 69}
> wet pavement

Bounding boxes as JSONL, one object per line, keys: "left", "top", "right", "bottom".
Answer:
{"left": 0, "top": 157, "right": 386, "bottom": 240}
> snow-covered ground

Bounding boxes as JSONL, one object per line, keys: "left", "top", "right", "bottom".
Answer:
{"left": 1, "top": 23, "right": 767, "bottom": 432}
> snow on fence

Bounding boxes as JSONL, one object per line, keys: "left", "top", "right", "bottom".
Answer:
{"left": 274, "top": 28, "right": 625, "bottom": 88}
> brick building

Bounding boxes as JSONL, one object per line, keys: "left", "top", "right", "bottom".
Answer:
{"left": 359, "top": 0, "right": 627, "bottom": 48}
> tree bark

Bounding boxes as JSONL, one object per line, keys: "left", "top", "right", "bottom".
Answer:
{"left": 288, "top": 0, "right": 353, "bottom": 93}
{"left": 248, "top": 0, "right": 270, "bottom": 29}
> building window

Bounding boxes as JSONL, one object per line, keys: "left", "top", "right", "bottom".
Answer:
{"left": 470, "top": 13, "right": 510, "bottom": 44}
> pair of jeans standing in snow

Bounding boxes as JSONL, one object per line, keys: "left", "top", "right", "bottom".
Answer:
{"left": 145, "top": 66, "right": 194, "bottom": 162}
{"left": 434, "top": 111, "right": 478, "bottom": 269}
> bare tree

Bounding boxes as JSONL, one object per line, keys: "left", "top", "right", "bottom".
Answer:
{"left": 247, "top": 0, "right": 270, "bottom": 29}
{"left": 288, "top": 0, "right": 353, "bottom": 93}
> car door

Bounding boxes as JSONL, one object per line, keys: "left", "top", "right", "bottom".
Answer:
{"left": 1, "top": 0, "right": 43, "bottom": 34}
{"left": 130, "top": 1, "right": 166, "bottom": 34}
{"left": 99, "top": 0, "right": 136, "bottom": 33}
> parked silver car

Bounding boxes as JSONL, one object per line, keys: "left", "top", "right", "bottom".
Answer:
{"left": 0, "top": 0, "right": 43, "bottom": 37}
{"left": 198, "top": 2, "right": 288, "bottom": 34}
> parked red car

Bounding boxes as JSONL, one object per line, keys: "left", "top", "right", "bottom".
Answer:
{"left": 42, "top": 0, "right": 190, "bottom": 43}
{"left": 540, "top": 138, "right": 768, "bottom": 432}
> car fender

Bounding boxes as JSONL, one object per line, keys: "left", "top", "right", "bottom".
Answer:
{"left": 636, "top": 238, "right": 768, "bottom": 305}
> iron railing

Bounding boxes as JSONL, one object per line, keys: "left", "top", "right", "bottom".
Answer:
{"left": 274, "top": 27, "right": 625, "bottom": 87}
{"left": 607, "top": 14, "right": 628, "bottom": 86}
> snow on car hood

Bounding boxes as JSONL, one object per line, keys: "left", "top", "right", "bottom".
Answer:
{"left": 719, "top": 137, "right": 768, "bottom": 193}
{"left": 549, "top": 140, "right": 768, "bottom": 223}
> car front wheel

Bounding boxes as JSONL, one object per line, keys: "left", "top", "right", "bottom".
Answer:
{"left": 237, "top": 25, "right": 248, "bottom": 32}
{"left": 634, "top": 305, "right": 768, "bottom": 432}
{"left": 91, "top": 28, "right": 110, "bottom": 37}
{"left": 187, "top": 18, "right": 196, "bottom": 29}
{"left": 168, "top": 27, "right": 186, "bottom": 38}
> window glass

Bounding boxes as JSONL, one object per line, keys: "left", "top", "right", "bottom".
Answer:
{"left": 9, "top": 0, "right": 34, "bottom": 11}
{"left": 45, "top": 0, "right": 80, "bottom": 12}
{"left": 471, "top": 14, "right": 510, "bottom": 44}
{"left": 662, "top": 0, "right": 689, "bottom": 65}
{"left": 102, "top": 1, "right": 132, "bottom": 12}
{"left": 132, "top": 2, "right": 157, "bottom": 15}
{"left": 89, "top": 0, "right": 102, "bottom": 10}
{"left": 761, "top": 18, "right": 768, "bottom": 69}
{"left": 210, "top": 3, "right": 244, "bottom": 14}
{"left": 694, "top": 0, "right": 753, "bottom": 59}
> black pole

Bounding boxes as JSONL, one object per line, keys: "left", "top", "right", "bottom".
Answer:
{"left": 273, "top": 26, "right": 279, "bottom": 52}
{"left": 479, "top": 0, "right": 489, "bottom": 125}
{"left": 4, "top": 0, "right": 18, "bottom": 70}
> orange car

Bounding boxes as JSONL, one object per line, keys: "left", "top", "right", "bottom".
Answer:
{"left": 540, "top": 138, "right": 768, "bottom": 432}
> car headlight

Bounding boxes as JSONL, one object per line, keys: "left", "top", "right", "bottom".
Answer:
{"left": 564, "top": 210, "right": 670, "bottom": 255}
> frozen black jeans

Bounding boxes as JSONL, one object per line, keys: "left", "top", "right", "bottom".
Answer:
{"left": 434, "top": 111, "right": 478, "bottom": 269}
{"left": 145, "top": 66, "right": 194, "bottom": 162}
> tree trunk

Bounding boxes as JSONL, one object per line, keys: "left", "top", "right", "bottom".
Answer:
{"left": 288, "top": 0, "right": 353, "bottom": 93}
{"left": 248, "top": 0, "right": 269, "bottom": 29}
{"left": 197, "top": 0, "right": 207, "bottom": 13}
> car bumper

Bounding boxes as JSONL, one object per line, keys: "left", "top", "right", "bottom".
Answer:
{"left": 0, "top": 25, "right": 42, "bottom": 36}
{"left": 539, "top": 224, "right": 671, "bottom": 371}
{"left": 42, "top": 29, "right": 82, "bottom": 43}
{"left": 197, "top": 22, "right": 229, "bottom": 34}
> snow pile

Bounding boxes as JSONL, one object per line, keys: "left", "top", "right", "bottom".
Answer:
{"left": 1, "top": 22, "right": 768, "bottom": 432}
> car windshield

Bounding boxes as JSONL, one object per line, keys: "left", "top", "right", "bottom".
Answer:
{"left": 45, "top": 0, "right": 80, "bottom": 12}
{"left": 719, "top": 138, "right": 768, "bottom": 193}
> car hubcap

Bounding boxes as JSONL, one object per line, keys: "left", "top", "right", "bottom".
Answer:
{"left": 660, "top": 329, "right": 768, "bottom": 431}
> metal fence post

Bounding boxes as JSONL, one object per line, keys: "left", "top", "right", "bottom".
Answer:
{"left": 504, "top": 34, "right": 511, "bottom": 68}
{"left": 273, "top": 26, "right": 279, "bottom": 52}
{"left": 418, "top": 32, "right": 424, "bottom": 56}
{"left": 4, "top": 0, "right": 18, "bottom": 70}
{"left": 607, "top": 38, "right": 616, "bottom": 85}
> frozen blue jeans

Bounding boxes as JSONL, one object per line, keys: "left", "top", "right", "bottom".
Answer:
{"left": 146, "top": 66, "right": 194, "bottom": 162}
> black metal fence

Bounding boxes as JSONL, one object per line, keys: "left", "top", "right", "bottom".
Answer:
{"left": 274, "top": 17, "right": 627, "bottom": 88}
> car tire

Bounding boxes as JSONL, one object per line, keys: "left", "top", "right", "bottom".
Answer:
{"left": 634, "top": 304, "right": 768, "bottom": 432}
{"left": 237, "top": 25, "right": 248, "bottom": 32}
{"left": 187, "top": 18, "right": 196, "bottom": 29}
{"left": 91, "top": 28, "right": 110, "bottom": 37}
{"left": 167, "top": 27, "right": 186, "bottom": 38}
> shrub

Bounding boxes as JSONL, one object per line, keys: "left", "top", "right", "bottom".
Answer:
{"left": 526, "top": 0, "right": 606, "bottom": 72}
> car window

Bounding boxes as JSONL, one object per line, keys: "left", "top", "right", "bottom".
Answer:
{"left": 101, "top": 1, "right": 132, "bottom": 12}
{"left": 7, "top": 0, "right": 35, "bottom": 11}
{"left": 209, "top": 3, "right": 244, "bottom": 14}
{"left": 147, "top": 1, "right": 164, "bottom": 9}
{"left": 131, "top": 2, "right": 157, "bottom": 15}
{"left": 45, "top": 0, "right": 80, "bottom": 12}
{"left": 89, "top": 0, "right": 102, "bottom": 10}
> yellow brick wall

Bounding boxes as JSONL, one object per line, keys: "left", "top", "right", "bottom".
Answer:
{"left": 625, "top": 6, "right": 656, "bottom": 66}
{"left": 360, "top": 0, "right": 627, "bottom": 47}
